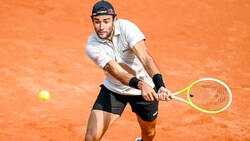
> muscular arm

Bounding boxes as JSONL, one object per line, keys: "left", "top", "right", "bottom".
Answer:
{"left": 103, "top": 59, "right": 156, "bottom": 101}
{"left": 131, "top": 40, "right": 172, "bottom": 101}
{"left": 131, "top": 40, "right": 160, "bottom": 77}
{"left": 103, "top": 40, "right": 159, "bottom": 87}
{"left": 103, "top": 40, "right": 171, "bottom": 101}
{"left": 103, "top": 60, "right": 134, "bottom": 85}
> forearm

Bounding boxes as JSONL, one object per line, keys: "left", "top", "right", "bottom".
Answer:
{"left": 103, "top": 60, "right": 134, "bottom": 86}
{"left": 143, "top": 55, "right": 166, "bottom": 90}
{"left": 131, "top": 40, "right": 161, "bottom": 77}
{"left": 113, "top": 71, "right": 134, "bottom": 86}
{"left": 142, "top": 54, "right": 161, "bottom": 77}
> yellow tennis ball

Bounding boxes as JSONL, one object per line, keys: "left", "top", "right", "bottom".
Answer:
{"left": 39, "top": 90, "right": 50, "bottom": 100}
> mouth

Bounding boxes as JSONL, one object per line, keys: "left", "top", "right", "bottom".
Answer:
{"left": 98, "top": 31, "right": 106, "bottom": 35}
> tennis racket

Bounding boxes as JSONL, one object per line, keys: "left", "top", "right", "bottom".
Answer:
{"left": 161, "top": 78, "right": 232, "bottom": 114}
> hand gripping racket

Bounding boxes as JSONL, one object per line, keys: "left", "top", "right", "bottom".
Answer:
{"left": 166, "top": 78, "right": 232, "bottom": 114}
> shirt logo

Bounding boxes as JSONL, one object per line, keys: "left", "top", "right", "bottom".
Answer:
{"left": 94, "top": 56, "right": 99, "bottom": 63}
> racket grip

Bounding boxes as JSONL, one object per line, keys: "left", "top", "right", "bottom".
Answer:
{"left": 156, "top": 93, "right": 172, "bottom": 101}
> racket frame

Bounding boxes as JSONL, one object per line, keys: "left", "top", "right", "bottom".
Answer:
{"left": 171, "top": 78, "right": 232, "bottom": 114}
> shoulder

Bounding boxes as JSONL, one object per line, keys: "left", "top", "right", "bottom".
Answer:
{"left": 115, "top": 19, "right": 142, "bottom": 36}
{"left": 116, "top": 19, "right": 137, "bottom": 28}
{"left": 86, "top": 34, "right": 102, "bottom": 52}
{"left": 87, "top": 34, "right": 98, "bottom": 44}
{"left": 116, "top": 18, "right": 133, "bottom": 24}
{"left": 86, "top": 33, "right": 105, "bottom": 47}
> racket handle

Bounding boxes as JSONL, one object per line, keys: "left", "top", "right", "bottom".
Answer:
{"left": 156, "top": 93, "right": 188, "bottom": 104}
{"left": 171, "top": 92, "right": 179, "bottom": 96}
{"left": 172, "top": 96, "right": 189, "bottom": 104}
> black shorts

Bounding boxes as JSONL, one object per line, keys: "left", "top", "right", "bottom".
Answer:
{"left": 92, "top": 85, "right": 159, "bottom": 122}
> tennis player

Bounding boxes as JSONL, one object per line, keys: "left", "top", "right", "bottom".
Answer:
{"left": 85, "top": 1, "right": 172, "bottom": 141}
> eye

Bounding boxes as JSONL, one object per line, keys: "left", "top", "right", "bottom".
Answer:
{"left": 104, "top": 20, "right": 111, "bottom": 24}
{"left": 94, "top": 20, "right": 101, "bottom": 24}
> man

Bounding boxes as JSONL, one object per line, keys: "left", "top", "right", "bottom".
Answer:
{"left": 85, "top": 1, "right": 172, "bottom": 141}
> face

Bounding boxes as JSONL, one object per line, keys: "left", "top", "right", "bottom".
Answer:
{"left": 92, "top": 15, "right": 115, "bottom": 40}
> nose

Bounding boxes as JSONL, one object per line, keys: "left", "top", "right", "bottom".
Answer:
{"left": 99, "top": 22, "right": 105, "bottom": 30}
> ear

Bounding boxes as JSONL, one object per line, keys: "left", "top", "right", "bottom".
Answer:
{"left": 113, "top": 15, "right": 117, "bottom": 21}
{"left": 90, "top": 16, "right": 94, "bottom": 23}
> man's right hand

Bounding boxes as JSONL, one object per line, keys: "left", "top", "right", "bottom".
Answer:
{"left": 157, "top": 87, "right": 172, "bottom": 101}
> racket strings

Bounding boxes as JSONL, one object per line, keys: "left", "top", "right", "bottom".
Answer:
{"left": 188, "top": 80, "right": 230, "bottom": 111}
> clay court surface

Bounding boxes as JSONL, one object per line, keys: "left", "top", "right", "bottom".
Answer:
{"left": 0, "top": 0, "right": 249, "bottom": 140}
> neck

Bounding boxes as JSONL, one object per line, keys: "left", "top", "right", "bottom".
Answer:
{"left": 106, "top": 29, "right": 114, "bottom": 42}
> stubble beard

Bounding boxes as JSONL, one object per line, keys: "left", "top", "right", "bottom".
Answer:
{"left": 96, "top": 22, "right": 114, "bottom": 40}
{"left": 97, "top": 29, "right": 113, "bottom": 40}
